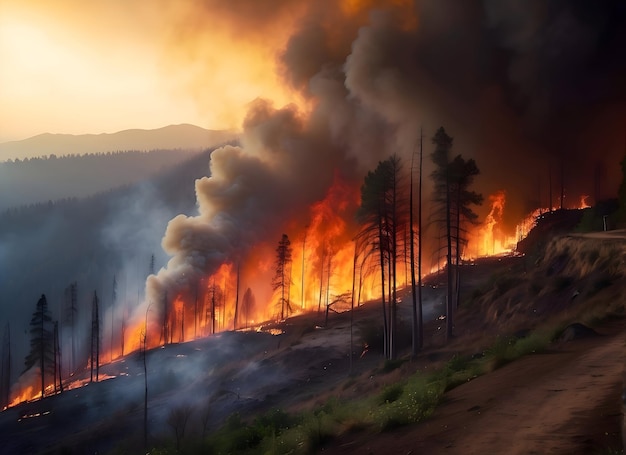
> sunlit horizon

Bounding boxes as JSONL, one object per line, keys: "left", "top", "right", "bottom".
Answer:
{"left": 0, "top": 0, "right": 304, "bottom": 142}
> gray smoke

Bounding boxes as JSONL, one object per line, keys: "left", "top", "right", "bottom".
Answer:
{"left": 142, "top": 0, "right": 625, "bottom": 322}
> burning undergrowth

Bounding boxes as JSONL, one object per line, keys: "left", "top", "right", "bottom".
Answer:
{"left": 4, "top": 0, "right": 626, "bottom": 415}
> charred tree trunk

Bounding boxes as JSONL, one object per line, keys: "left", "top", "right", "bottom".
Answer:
{"left": 410, "top": 135, "right": 419, "bottom": 357}
{"left": 301, "top": 230, "right": 307, "bottom": 309}
{"left": 390, "top": 164, "right": 398, "bottom": 360}
{"left": 121, "top": 305, "right": 126, "bottom": 357}
{"left": 211, "top": 282, "right": 217, "bottom": 335}
{"left": 54, "top": 321, "right": 63, "bottom": 393}
{"left": 548, "top": 163, "right": 553, "bottom": 212}
{"left": 417, "top": 128, "right": 424, "bottom": 350}
{"left": 445, "top": 163, "right": 454, "bottom": 341}
{"left": 111, "top": 275, "right": 117, "bottom": 361}
{"left": 350, "top": 242, "right": 357, "bottom": 374}
{"left": 378, "top": 217, "right": 388, "bottom": 359}
{"left": 90, "top": 291, "right": 100, "bottom": 383}
{"left": 142, "top": 328, "right": 148, "bottom": 451}
{"left": 162, "top": 292, "right": 169, "bottom": 346}
{"left": 233, "top": 264, "right": 240, "bottom": 330}
{"left": 317, "top": 248, "right": 325, "bottom": 314}
{"left": 1, "top": 323, "right": 11, "bottom": 409}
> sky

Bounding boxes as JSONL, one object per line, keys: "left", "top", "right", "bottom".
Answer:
{"left": 0, "top": 0, "right": 301, "bottom": 142}
{"left": 1, "top": 0, "right": 624, "bottom": 204}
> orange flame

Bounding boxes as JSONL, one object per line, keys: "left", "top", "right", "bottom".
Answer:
{"left": 578, "top": 195, "right": 591, "bottom": 209}
{"left": 465, "top": 191, "right": 515, "bottom": 258}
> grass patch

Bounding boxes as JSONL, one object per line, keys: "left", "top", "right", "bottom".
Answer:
{"left": 199, "top": 329, "right": 560, "bottom": 453}
{"left": 486, "top": 329, "right": 557, "bottom": 370}
{"left": 379, "top": 383, "right": 404, "bottom": 404}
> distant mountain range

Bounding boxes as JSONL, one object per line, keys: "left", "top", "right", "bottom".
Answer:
{"left": 0, "top": 124, "right": 238, "bottom": 161}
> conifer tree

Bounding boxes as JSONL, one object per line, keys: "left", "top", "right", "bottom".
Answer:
{"left": 272, "top": 234, "right": 293, "bottom": 320}
{"left": 24, "top": 294, "right": 53, "bottom": 398}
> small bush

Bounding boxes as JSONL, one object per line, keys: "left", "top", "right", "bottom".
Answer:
{"left": 379, "top": 383, "right": 404, "bottom": 404}
{"left": 372, "top": 376, "right": 443, "bottom": 431}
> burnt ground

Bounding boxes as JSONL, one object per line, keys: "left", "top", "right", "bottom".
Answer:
{"left": 0, "top": 242, "right": 624, "bottom": 454}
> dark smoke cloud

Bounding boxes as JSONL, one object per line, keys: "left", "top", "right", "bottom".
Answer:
{"left": 143, "top": 100, "right": 358, "bottom": 318}
{"left": 149, "top": 0, "right": 626, "bottom": 312}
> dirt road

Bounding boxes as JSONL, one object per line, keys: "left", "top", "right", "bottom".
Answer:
{"left": 325, "top": 319, "right": 624, "bottom": 454}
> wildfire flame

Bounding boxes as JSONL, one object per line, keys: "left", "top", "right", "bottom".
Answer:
{"left": 5, "top": 183, "right": 597, "bottom": 410}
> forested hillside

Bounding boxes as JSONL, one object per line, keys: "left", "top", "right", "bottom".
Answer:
{"left": 0, "top": 150, "right": 201, "bottom": 211}
{"left": 0, "top": 148, "right": 215, "bottom": 376}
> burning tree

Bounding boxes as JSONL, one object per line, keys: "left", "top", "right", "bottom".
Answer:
{"left": 240, "top": 287, "right": 256, "bottom": 328}
{"left": 356, "top": 155, "right": 408, "bottom": 360}
{"left": 272, "top": 234, "right": 293, "bottom": 320}
{"left": 430, "top": 127, "right": 482, "bottom": 340}
{"left": 24, "top": 294, "right": 53, "bottom": 399}
{"left": 205, "top": 281, "right": 223, "bottom": 335}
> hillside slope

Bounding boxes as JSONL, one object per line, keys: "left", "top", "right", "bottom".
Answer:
{"left": 0, "top": 231, "right": 624, "bottom": 454}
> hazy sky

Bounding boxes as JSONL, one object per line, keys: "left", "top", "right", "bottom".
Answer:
{"left": 0, "top": 0, "right": 301, "bottom": 142}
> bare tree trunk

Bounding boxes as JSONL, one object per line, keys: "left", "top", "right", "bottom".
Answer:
{"left": 54, "top": 321, "right": 63, "bottom": 393}
{"left": 111, "top": 275, "right": 117, "bottom": 361}
{"left": 53, "top": 321, "right": 58, "bottom": 394}
{"left": 378, "top": 218, "right": 388, "bottom": 359}
{"left": 142, "top": 329, "right": 148, "bottom": 451}
{"left": 390, "top": 163, "right": 398, "bottom": 360}
{"left": 548, "top": 163, "right": 553, "bottom": 212}
{"left": 446, "top": 167, "right": 454, "bottom": 341}
{"left": 350, "top": 242, "right": 357, "bottom": 374}
{"left": 194, "top": 281, "right": 198, "bottom": 339}
{"left": 417, "top": 128, "right": 424, "bottom": 350}
{"left": 410, "top": 136, "right": 419, "bottom": 357}
{"left": 90, "top": 291, "right": 100, "bottom": 383}
{"left": 560, "top": 159, "right": 565, "bottom": 210}
{"left": 211, "top": 282, "right": 216, "bottom": 335}
{"left": 317, "top": 248, "right": 325, "bottom": 313}
{"left": 0, "top": 323, "right": 11, "bottom": 409}
{"left": 233, "top": 264, "right": 240, "bottom": 330}
{"left": 301, "top": 230, "right": 307, "bottom": 309}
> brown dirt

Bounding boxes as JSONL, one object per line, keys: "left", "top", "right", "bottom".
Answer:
{"left": 322, "top": 318, "right": 625, "bottom": 455}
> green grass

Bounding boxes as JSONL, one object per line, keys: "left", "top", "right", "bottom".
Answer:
{"left": 145, "top": 328, "right": 562, "bottom": 454}
{"left": 140, "top": 301, "right": 621, "bottom": 455}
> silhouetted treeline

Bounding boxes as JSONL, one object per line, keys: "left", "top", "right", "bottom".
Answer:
{"left": 0, "top": 149, "right": 200, "bottom": 211}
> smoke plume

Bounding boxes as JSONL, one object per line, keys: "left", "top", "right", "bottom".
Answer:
{"left": 142, "top": 0, "right": 626, "bottom": 324}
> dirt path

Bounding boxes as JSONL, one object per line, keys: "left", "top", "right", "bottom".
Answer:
{"left": 325, "top": 320, "right": 624, "bottom": 454}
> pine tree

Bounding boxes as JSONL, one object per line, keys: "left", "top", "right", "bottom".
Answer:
{"left": 24, "top": 294, "right": 53, "bottom": 398}
{"left": 430, "top": 127, "right": 482, "bottom": 340}
{"left": 272, "top": 234, "right": 293, "bottom": 320}
{"left": 356, "top": 155, "right": 407, "bottom": 359}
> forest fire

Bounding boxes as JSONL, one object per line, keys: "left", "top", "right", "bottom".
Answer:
{"left": 3, "top": 0, "right": 624, "bottom": 418}
{"left": 3, "top": 177, "right": 600, "bottom": 410}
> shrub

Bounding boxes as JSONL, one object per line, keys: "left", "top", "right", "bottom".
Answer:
{"left": 379, "top": 383, "right": 404, "bottom": 404}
